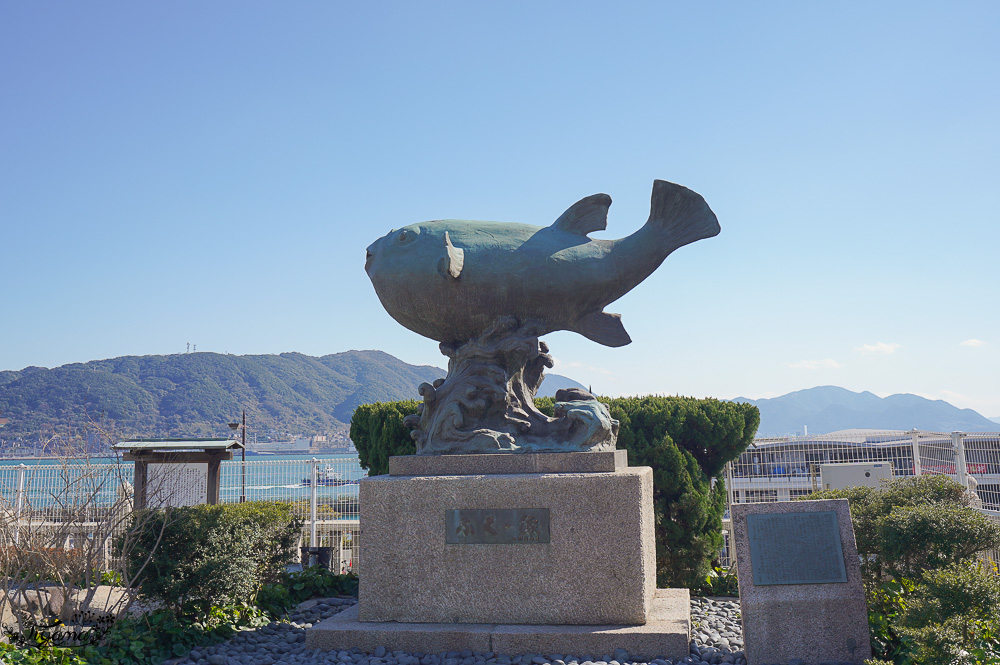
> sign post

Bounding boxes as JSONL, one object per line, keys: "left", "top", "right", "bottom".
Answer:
{"left": 113, "top": 438, "right": 244, "bottom": 510}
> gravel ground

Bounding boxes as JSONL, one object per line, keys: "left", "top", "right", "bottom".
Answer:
{"left": 164, "top": 597, "right": 753, "bottom": 665}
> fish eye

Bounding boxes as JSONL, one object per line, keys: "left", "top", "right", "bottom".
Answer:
{"left": 396, "top": 228, "right": 419, "bottom": 244}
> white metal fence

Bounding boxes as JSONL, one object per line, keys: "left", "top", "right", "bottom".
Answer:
{"left": 11, "top": 432, "right": 1000, "bottom": 577}
{"left": 0, "top": 456, "right": 364, "bottom": 573}
{"left": 720, "top": 429, "right": 1000, "bottom": 569}
{"left": 219, "top": 458, "right": 364, "bottom": 572}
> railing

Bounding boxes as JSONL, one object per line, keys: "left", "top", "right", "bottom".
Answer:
{"left": 0, "top": 456, "right": 365, "bottom": 572}
{"left": 219, "top": 457, "right": 364, "bottom": 571}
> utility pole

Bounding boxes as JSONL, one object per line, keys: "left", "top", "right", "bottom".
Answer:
{"left": 229, "top": 410, "right": 248, "bottom": 503}
{"left": 240, "top": 410, "right": 246, "bottom": 502}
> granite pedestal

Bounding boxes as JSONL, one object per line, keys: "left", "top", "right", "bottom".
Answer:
{"left": 306, "top": 452, "right": 690, "bottom": 659}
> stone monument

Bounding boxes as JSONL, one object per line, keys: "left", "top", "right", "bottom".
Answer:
{"left": 730, "top": 499, "right": 871, "bottom": 665}
{"left": 307, "top": 180, "right": 720, "bottom": 659}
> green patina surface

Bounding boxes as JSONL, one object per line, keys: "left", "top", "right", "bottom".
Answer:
{"left": 365, "top": 180, "right": 720, "bottom": 348}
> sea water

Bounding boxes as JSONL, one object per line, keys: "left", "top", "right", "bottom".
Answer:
{"left": 0, "top": 452, "right": 368, "bottom": 508}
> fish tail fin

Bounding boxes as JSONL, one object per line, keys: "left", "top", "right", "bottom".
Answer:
{"left": 647, "top": 180, "right": 720, "bottom": 251}
{"left": 570, "top": 311, "right": 632, "bottom": 347}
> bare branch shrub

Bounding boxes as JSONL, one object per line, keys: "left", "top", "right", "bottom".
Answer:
{"left": 0, "top": 426, "right": 172, "bottom": 646}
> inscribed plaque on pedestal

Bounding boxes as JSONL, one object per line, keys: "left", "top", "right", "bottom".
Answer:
{"left": 746, "top": 511, "right": 847, "bottom": 585}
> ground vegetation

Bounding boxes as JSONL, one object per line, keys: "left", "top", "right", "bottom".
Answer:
{"left": 810, "top": 475, "right": 1000, "bottom": 665}
{"left": 121, "top": 501, "right": 301, "bottom": 616}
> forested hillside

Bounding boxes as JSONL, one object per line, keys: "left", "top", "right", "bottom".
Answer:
{"left": 0, "top": 350, "right": 443, "bottom": 442}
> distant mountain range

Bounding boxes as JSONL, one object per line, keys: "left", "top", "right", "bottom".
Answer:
{"left": 735, "top": 386, "right": 998, "bottom": 437}
{"left": 4, "top": 353, "right": 988, "bottom": 445}
{"left": 0, "top": 350, "right": 584, "bottom": 442}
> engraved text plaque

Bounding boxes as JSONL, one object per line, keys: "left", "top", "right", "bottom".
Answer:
{"left": 446, "top": 508, "right": 550, "bottom": 544}
{"left": 148, "top": 462, "right": 208, "bottom": 508}
{"left": 746, "top": 511, "right": 847, "bottom": 585}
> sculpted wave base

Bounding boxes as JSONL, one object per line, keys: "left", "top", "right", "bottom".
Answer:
{"left": 404, "top": 317, "right": 618, "bottom": 454}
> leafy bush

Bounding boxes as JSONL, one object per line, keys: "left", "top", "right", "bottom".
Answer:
{"left": 0, "top": 642, "right": 88, "bottom": 665}
{"left": 866, "top": 578, "right": 915, "bottom": 662}
{"left": 694, "top": 564, "right": 739, "bottom": 597}
{"left": 120, "top": 501, "right": 301, "bottom": 615}
{"left": 351, "top": 394, "right": 758, "bottom": 589}
{"left": 810, "top": 475, "right": 1000, "bottom": 663}
{"left": 1, "top": 501, "right": 298, "bottom": 665}
{"left": 898, "top": 562, "right": 1000, "bottom": 665}
{"left": 810, "top": 475, "right": 1000, "bottom": 590}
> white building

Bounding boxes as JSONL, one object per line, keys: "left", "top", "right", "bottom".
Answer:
{"left": 727, "top": 429, "right": 1000, "bottom": 509}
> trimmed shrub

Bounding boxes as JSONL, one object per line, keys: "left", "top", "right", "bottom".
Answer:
{"left": 810, "top": 475, "right": 1000, "bottom": 589}
{"left": 606, "top": 396, "right": 757, "bottom": 588}
{"left": 351, "top": 394, "right": 759, "bottom": 589}
{"left": 119, "top": 501, "right": 301, "bottom": 615}
{"left": 810, "top": 475, "right": 1000, "bottom": 663}
{"left": 349, "top": 399, "right": 421, "bottom": 474}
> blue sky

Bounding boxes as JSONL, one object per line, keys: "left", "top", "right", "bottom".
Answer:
{"left": 2, "top": 2, "right": 998, "bottom": 417}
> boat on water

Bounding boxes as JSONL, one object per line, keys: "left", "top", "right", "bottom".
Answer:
{"left": 301, "top": 466, "right": 356, "bottom": 486}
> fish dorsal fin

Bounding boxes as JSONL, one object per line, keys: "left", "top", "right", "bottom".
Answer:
{"left": 570, "top": 310, "right": 632, "bottom": 347}
{"left": 552, "top": 193, "right": 611, "bottom": 236}
{"left": 438, "top": 231, "right": 464, "bottom": 279}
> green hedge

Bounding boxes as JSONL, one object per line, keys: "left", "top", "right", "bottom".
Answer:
{"left": 350, "top": 398, "right": 421, "bottom": 474}
{"left": 809, "top": 476, "right": 1000, "bottom": 663}
{"left": 351, "top": 395, "right": 758, "bottom": 589}
{"left": 119, "top": 501, "right": 301, "bottom": 615}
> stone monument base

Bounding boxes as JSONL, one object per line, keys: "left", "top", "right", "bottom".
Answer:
{"left": 360, "top": 452, "right": 655, "bottom": 626}
{"left": 306, "top": 451, "right": 687, "bottom": 660}
{"left": 305, "top": 589, "right": 691, "bottom": 661}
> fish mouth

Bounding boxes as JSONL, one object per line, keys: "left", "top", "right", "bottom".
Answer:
{"left": 364, "top": 248, "right": 374, "bottom": 274}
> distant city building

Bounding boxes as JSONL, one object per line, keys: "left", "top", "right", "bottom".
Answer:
{"left": 728, "top": 429, "right": 1000, "bottom": 511}
{"left": 246, "top": 436, "right": 312, "bottom": 454}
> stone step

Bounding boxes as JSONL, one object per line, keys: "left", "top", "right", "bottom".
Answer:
{"left": 305, "top": 588, "right": 689, "bottom": 662}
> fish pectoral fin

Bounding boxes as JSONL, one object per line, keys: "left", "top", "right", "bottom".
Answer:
{"left": 552, "top": 193, "right": 611, "bottom": 236}
{"left": 438, "top": 231, "right": 465, "bottom": 279}
{"left": 570, "top": 311, "right": 632, "bottom": 347}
